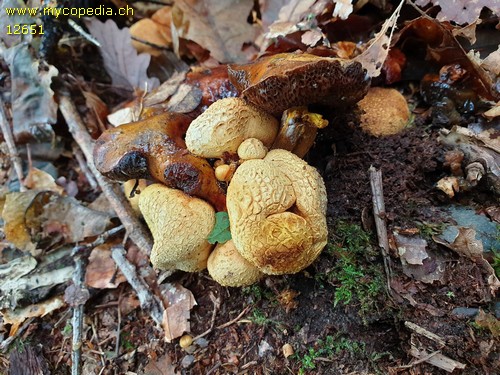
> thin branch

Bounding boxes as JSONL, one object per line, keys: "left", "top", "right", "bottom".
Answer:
{"left": 0, "top": 100, "right": 26, "bottom": 191}
{"left": 369, "top": 166, "right": 394, "bottom": 295}
{"left": 58, "top": 94, "right": 153, "bottom": 256}
{"left": 111, "top": 246, "right": 164, "bottom": 325}
{"left": 72, "top": 143, "right": 98, "bottom": 189}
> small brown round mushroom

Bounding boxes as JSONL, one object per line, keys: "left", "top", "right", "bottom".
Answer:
{"left": 138, "top": 184, "right": 215, "bottom": 272}
{"left": 228, "top": 53, "right": 370, "bottom": 116}
{"left": 358, "top": 87, "right": 410, "bottom": 136}
{"left": 185, "top": 97, "right": 279, "bottom": 158}
{"left": 207, "top": 240, "right": 264, "bottom": 287}
{"left": 226, "top": 149, "right": 327, "bottom": 275}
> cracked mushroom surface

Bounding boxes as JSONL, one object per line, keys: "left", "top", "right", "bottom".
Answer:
{"left": 185, "top": 97, "right": 279, "bottom": 158}
{"left": 138, "top": 184, "right": 215, "bottom": 272}
{"left": 227, "top": 149, "right": 327, "bottom": 275}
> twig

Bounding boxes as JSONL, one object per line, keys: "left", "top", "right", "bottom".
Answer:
{"left": 72, "top": 143, "right": 98, "bottom": 189}
{"left": 71, "top": 247, "right": 86, "bottom": 375}
{"left": 216, "top": 305, "right": 251, "bottom": 330}
{"left": 396, "top": 349, "right": 441, "bottom": 369}
{"left": 58, "top": 94, "right": 153, "bottom": 256}
{"left": 111, "top": 245, "right": 164, "bottom": 325}
{"left": 0, "top": 317, "right": 35, "bottom": 352}
{"left": 192, "top": 293, "right": 220, "bottom": 341}
{"left": 0, "top": 100, "right": 26, "bottom": 191}
{"left": 405, "top": 321, "right": 446, "bottom": 347}
{"left": 369, "top": 166, "right": 393, "bottom": 294}
{"left": 69, "top": 225, "right": 124, "bottom": 375}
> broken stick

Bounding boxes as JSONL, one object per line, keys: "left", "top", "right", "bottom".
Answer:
{"left": 369, "top": 166, "right": 394, "bottom": 292}
{"left": 58, "top": 94, "right": 153, "bottom": 256}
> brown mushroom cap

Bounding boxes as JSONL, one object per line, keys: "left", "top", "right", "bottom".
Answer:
{"left": 93, "top": 112, "right": 227, "bottom": 211}
{"left": 185, "top": 98, "right": 279, "bottom": 158}
{"left": 226, "top": 149, "right": 327, "bottom": 275}
{"left": 228, "top": 53, "right": 370, "bottom": 116}
{"left": 358, "top": 87, "right": 410, "bottom": 136}
{"left": 138, "top": 184, "right": 215, "bottom": 272}
{"left": 207, "top": 240, "right": 264, "bottom": 287}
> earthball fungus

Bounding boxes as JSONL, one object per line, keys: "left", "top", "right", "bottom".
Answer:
{"left": 358, "top": 87, "right": 410, "bottom": 136}
{"left": 185, "top": 97, "right": 279, "bottom": 158}
{"left": 138, "top": 184, "right": 215, "bottom": 272}
{"left": 227, "top": 149, "right": 328, "bottom": 275}
{"left": 207, "top": 240, "right": 264, "bottom": 287}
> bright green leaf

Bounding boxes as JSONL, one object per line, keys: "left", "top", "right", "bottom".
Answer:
{"left": 207, "top": 211, "right": 231, "bottom": 244}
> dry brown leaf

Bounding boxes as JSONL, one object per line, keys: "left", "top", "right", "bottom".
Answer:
{"left": 2, "top": 44, "right": 58, "bottom": 143}
{"left": 481, "top": 45, "right": 500, "bottom": 76}
{"left": 85, "top": 244, "right": 126, "bottom": 289}
{"left": 24, "top": 167, "right": 64, "bottom": 194}
{"left": 161, "top": 283, "right": 196, "bottom": 342}
{"left": 25, "top": 191, "right": 114, "bottom": 244}
{"left": 415, "top": 0, "right": 500, "bottom": 25}
{"left": 259, "top": 0, "right": 289, "bottom": 29}
{"left": 434, "top": 227, "right": 500, "bottom": 296}
{"left": 143, "top": 354, "right": 180, "bottom": 375}
{"left": 277, "top": 0, "right": 316, "bottom": 23}
{"left": 475, "top": 309, "right": 500, "bottom": 337}
{"left": 1, "top": 296, "right": 65, "bottom": 336}
{"left": 85, "top": 18, "right": 159, "bottom": 91}
{"left": 354, "top": 0, "right": 403, "bottom": 77}
{"left": 1, "top": 191, "right": 39, "bottom": 252}
{"left": 166, "top": 83, "right": 202, "bottom": 113}
{"left": 394, "top": 233, "right": 428, "bottom": 265}
{"left": 172, "top": 0, "right": 258, "bottom": 63}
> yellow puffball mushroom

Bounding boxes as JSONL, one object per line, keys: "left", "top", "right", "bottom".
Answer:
{"left": 358, "top": 87, "right": 410, "bottom": 136}
{"left": 185, "top": 98, "right": 279, "bottom": 158}
{"left": 138, "top": 184, "right": 215, "bottom": 272}
{"left": 207, "top": 240, "right": 264, "bottom": 287}
{"left": 237, "top": 138, "right": 268, "bottom": 160}
{"left": 227, "top": 149, "right": 328, "bottom": 275}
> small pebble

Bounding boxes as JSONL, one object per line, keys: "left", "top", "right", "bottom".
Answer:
{"left": 494, "top": 302, "right": 500, "bottom": 319}
{"left": 195, "top": 337, "right": 209, "bottom": 348}
{"left": 181, "top": 355, "right": 194, "bottom": 368}
{"left": 258, "top": 340, "right": 272, "bottom": 357}
{"left": 451, "top": 307, "right": 479, "bottom": 318}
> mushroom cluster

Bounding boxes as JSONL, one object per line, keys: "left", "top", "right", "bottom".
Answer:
{"left": 93, "top": 52, "right": 370, "bottom": 287}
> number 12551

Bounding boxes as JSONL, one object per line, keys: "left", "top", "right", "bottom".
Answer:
{"left": 6, "top": 24, "right": 44, "bottom": 35}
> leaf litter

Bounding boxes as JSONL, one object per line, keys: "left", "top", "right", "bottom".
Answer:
{"left": 0, "top": 1, "right": 499, "bottom": 374}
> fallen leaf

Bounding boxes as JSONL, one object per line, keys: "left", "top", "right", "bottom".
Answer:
{"left": 415, "top": 0, "right": 499, "bottom": 25}
{"left": 24, "top": 167, "right": 64, "bottom": 194}
{"left": 144, "top": 354, "right": 180, "bottom": 375}
{"left": 85, "top": 244, "right": 126, "bottom": 289}
{"left": 332, "top": 0, "right": 353, "bottom": 19}
{"left": 277, "top": 0, "right": 316, "bottom": 23}
{"left": 172, "top": 0, "right": 258, "bottom": 63}
{"left": 354, "top": 0, "right": 403, "bottom": 77}
{"left": 434, "top": 227, "right": 500, "bottom": 297}
{"left": 0, "top": 0, "right": 32, "bottom": 47}
{"left": 1, "top": 296, "right": 65, "bottom": 336}
{"left": 474, "top": 309, "right": 500, "bottom": 337}
{"left": 259, "top": 0, "right": 289, "bottom": 29}
{"left": 1, "top": 191, "right": 39, "bottom": 252}
{"left": 25, "top": 191, "right": 114, "bottom": 244}
{"left": 166, "top": 83, "right": 203, "bottom": 113}
{"left": 2, "top": 44, "right": 58, "bottom": 143}
{"left": 161, "top": 283, "right": 196, "bottom": 342}
{"left": 394, "top": 233, "right": 429, "bottom": 265}
{"left": 85, "top": 18, "right": 159, "bottom": 91}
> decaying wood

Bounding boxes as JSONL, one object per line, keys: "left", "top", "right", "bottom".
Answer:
{"left": 409, "top": 347, "right": 466, "bottom": 373}
{"left": 0, "top": 100, "right": 26, "bottom": 191}
{"left": 405, "top": 321, "right": 446, "bottom": 347}
{"left": 58, "top": 94, "right": 153, "bottom": 256}
{"left": 111, "top": 246, "right": 164, "bottom": 325}
{"left": 369, "top": 166, "right": 394, "bottom": 291}
{"left": 9, "top": 344, "right": 50, "bottom": 375}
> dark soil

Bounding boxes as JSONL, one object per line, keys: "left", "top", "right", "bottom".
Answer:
{"left": 11, "top": 118, "right": 498, "bottom": 375}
